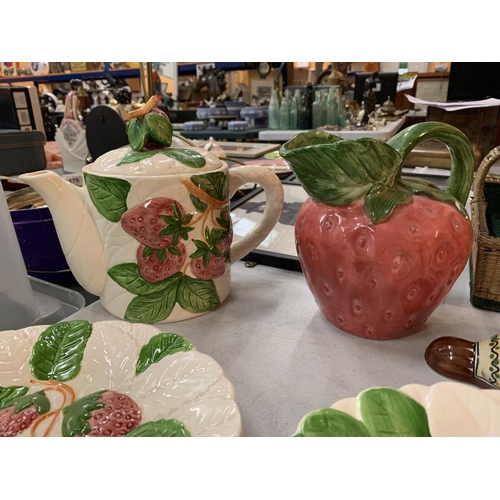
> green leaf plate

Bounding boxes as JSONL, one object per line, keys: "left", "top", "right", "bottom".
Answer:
{"left": 0, "top": 321, "right": 241, "bottom": 437}
{"left": 293, "top": 382, "right": 500, "bottom": 437}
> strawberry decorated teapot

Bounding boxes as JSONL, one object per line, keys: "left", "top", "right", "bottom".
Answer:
{"left": 21, "top": 97, "right": 284, "bottom": 323}
{"left": 280, "top": 122, "right": 474, "bottom": 340}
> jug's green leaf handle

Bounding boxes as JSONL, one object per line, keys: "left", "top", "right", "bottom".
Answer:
{"left": 387, "top": 121, "right": 474, "bottom": 206}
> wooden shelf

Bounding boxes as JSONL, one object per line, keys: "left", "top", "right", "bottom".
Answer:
{"left": 0, "top": 68, "right": 141, "bottom": 85}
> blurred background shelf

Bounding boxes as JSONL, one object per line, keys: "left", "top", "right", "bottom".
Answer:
{"left": 0, "top": 68, "right": 141, "bottom": 85}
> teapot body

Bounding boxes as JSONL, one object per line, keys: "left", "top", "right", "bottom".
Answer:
{"left": 82, "top": 152, "right": 233, "bottom": 324}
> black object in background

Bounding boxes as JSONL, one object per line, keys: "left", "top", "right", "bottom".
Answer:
{"left": 85, "top": 105, "right": 128, "bottom": 162}
{"left": 353, "top": 72, "right": 398, "bottom": 106}
{"left": 447, "top": 62, "right": 500, "bottom": 101}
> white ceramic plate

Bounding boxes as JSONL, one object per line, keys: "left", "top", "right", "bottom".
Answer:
{"left": 0, "top": 320, "right": 241, "bottom": 437}
{"left": 294, "top": 382, "right": 500, "bottom": 437}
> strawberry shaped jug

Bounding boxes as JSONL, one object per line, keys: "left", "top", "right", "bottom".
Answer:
{"left": 20, "top": 97, "right": 284, "bottom": 324}
{"left": 280, "top": 122, "right": 474, "bottom": 340}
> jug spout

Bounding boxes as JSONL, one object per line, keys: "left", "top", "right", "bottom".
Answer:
{"left": 19, "top": 170, "right": 106, "bottom": 296}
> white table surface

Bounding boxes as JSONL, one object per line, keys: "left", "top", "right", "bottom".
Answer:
{"left": 64, "top": 258, "right": 500, "bottom": 437}
{"left": 258, "top": 118, "right": 406, "bottom": 142}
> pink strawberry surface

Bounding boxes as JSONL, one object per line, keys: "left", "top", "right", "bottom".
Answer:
{"left": 121, "top": 198, "right": 185, "bottom": 250}
{"left": 137, "top": 243, "right": 186, "bottom": 282}
{"left": 295, "top": 195, "right": 472, "bottom": 340}
{"left": 0, "top": 405, "right": 39, "bottom": 437}
{"left": 190, "top": 234, "right": 232, "bottom": 280}
{"left": 83, "top": 391, "right": 142, "bottom": 437}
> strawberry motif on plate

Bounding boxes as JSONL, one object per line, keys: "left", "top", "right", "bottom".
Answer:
{"left": 62, "top": 390, "right": 142, "bottom": 437}
{"left": 0, "top": 389, "right": 50, "bottom": 437}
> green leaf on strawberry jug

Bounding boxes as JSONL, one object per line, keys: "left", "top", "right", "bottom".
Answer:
{"left": 61, "top": 390, "right": 107, "bottom": 437}
{"left": 176, "top": 275, "right": 221, "bottom": 314}
{"left": 364, "top": 182, "right": 413, "bottom": 223}
{"left": 127, "top": 117, "right": 149, "bottom": 151}
{"left": 108, "top": 264, "right": 181, "bottom": 296}
{"left": 124, "top": 276, "right": 182, "bottom": 323}
{"left": 279, "top": 133, "right": 403, "bottom": 206}
{"left": 135, "top": 333, "right": 193, "bottom": 375}
{"left": 84, "top": 173, "right": 132, "bottom": 223}
{"left": 124, "top": 419, "right": 191, "bottom": 437}
{"left": 225, "top": 248, "right": 231, "bottom": 263}
{"left": 401, "top": 177, "right": 468, "bottom": 218}
{"left": 190, "top": 171, "right": 229, "bottom": 202}
{"left": 359, "top": 388, "right": 431, "bottom": 437}
{"left": 116, "top": 150, "right": 158, "bottom": 166}
{"left": 145, "top": 112, "right": 173, "bottom": 147}
{"left": 190, "top": 194, "right": 208, "bottom": 213}
{"left": 162, "top": 148, "right": 206, "bottom": 168}
{"left": 0, "top": 386, "right": 29, "bottom": 410}
{"left": 11, "top": 391, "right": 50, "bottom": 415}
{"left": 30, "top": 320, "right": 93, "bottom": 382}
{"left": 295, "top": 408, "right": 369, "bottom": 437}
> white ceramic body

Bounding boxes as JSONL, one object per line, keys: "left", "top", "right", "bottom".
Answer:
{"left": 20, "top": 161, "right": 284, "bottom": 323}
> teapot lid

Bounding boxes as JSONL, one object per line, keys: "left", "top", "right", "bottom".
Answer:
{"left": 85, "top": 96, "right": 223, "bottom": 177}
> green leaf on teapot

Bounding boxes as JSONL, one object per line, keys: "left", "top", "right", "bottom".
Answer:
{"left": 359, "top": 388, "right": 431, "bottom": 437}
{"left": 127, "top": 117, "right": 149, "bottom": 151}
{"left": 176, "top": 275, "right": 221, "bottom": 314}
{"left": 364, "top": 182, "right": 413, "bottom": 224}
{"left": 108, "top": 264, "right": 182, "bottom": 296}
{"left": 401, "top": 177, "right": 468, "bottom": 218}
{"left": 190, "top": 171, "right": 229, "bottom": 202}
{"left": 135, "top": 332, "right": 193, "bottom": 375}
{"left": 124, "top": 275, "right": 181, "bottom": 323}
{"left": 124, "top": 419, "right": 191, "bottom": 437}
{"left": 145, "top": 113, "right": 173, "bottom": 147}
{"left": 117, "top": 150, "right": 158, "bottom": 166}
{"left": 84, "top": 173, "right": 132, "bottom": 223}
{"left": 279, "top": 132, "right": 403, "bottom": 207}
{"left": 162, "top": 148, "right": 206, "bottom": 168}
{"left": 190, "top": 194, "right": 208, "bottom": 213}
{"left": 30, "top": 320, "right": 93, "bottom": 382}
{"left": 295, "top": 408, "right": 369, "bottom": 437}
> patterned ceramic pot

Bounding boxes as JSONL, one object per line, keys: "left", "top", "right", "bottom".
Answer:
{"left": 280, "top": 122, "right": 475, "bottom": 340}
{"left": 20, "top": 98, "right": 284, "bottom": 324}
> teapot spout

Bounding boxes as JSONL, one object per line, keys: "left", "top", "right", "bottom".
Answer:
{"left": 19, "top": 170, "right": 106, "bottom": 296}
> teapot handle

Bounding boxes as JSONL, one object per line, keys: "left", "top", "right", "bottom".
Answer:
{"left": 387, "top": 121, "right": 474, "bottom": 206}
{"left": 228, "top": 166, "right": 284, "bottom": 262}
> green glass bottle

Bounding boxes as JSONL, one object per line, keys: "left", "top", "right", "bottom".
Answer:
{"left": 289, "top": 92, "right": 299, "bottom": 130}
{"left": 312, "top": 90, "right": 322, "bottom": 129}
{"left": 320, "top": 91, "right": 327, "bottom": 126}
{"left": 325, "top": 88, "right": 335, "bottom": 126}
{"left": 279, "top": 89, "right": 291, "bottom": 130}
{"left": 269, "top": 89, "right": 280, "bottom": 130}
{"left": 338, "top": 94, "right": 347, "bottom": 128}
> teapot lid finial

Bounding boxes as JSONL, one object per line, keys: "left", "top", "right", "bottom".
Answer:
{"left": 125, "top": 96, "right": 174, "bottom": 151}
